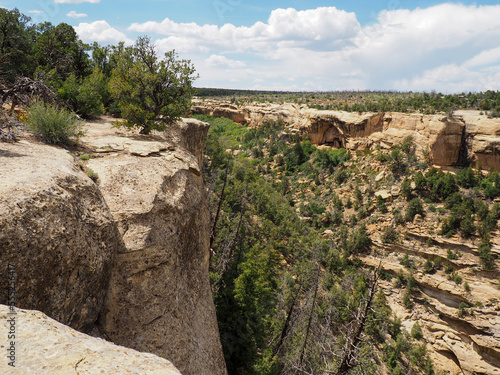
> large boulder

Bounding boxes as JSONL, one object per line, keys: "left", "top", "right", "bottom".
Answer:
{"left": 0, "top": 140, "right": 121, "bottom": 331}
{"left": 0, "top": 304, "right": 181, "bottom": 374}
{"left": 80, "top": 119, "right": 227, "bottom": 375}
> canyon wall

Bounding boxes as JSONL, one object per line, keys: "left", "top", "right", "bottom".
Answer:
{"left": 192, "top": 100, "right": 500, "bottom": 170}
{"left": 0, "top": 118, "right": 227, "bottom": 375}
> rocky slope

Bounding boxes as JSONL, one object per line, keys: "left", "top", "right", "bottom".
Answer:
{"left": 0, "top": 117, "right": 227, "bottom": 375}
{"left": 193, "top": 101, "right": 500, "bottom": 374}
{"left": 320, "top": 159, "right": 500, "bottom": 374}
{"left": 192, "top": 100, "right": 500, "bottom": 171}
{"left": 0, "top": 304, "right": 181, "bottom": 374}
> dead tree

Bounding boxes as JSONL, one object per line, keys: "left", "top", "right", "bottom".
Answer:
{"left": 1, "top": 76, "right": 56, "bottom": 110}
{"left": 335, "top": 268, "right": 380, "bottom": 375}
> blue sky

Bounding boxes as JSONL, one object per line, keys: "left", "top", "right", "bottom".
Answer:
{"left": 7, "top": 0, "right": 500, "bottom": 92}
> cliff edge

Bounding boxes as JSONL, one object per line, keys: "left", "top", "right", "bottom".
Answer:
{"left": 0, "top": 117, "right": 227, "bottom": 375}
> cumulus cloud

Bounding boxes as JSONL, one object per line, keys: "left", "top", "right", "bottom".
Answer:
{"left": 128, "top": 7, "right": 360, "bottom": 54}
{"left": 205, "top": 55, "right": 246, "bottom": 68}
{"left": 464, "top": 47, "right": 500, "bottom": 68}
{"left": 55, "top": 0, "right": 99, "bottom": 3}
{"left": 75, "top": 21, "right": 133, "bottom": 45}
{"left": 101, "top": 4, "right": 500, "bottom": 91}
{"left": 28, "top": 10, "right": 44, "bottom": 14}
{"left": 67, "top": 10, "right": 87, "bottom": 18}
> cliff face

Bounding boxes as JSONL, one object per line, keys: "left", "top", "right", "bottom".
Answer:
{"left": 0, "top": 304, "right": 181, "bottom": 374}
{"left": 0, "top": 140, "right": 121, "bottom": 331}
{"left": 192, "top": 100, "right": 500, "bottom": 170}
{"left": 0, "top": 118, "right": 227, "bottom": 375}
{"left": 80, "top": 119, "right": 226, "bottom": 375}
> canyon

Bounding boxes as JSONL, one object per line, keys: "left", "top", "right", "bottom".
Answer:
{"left": 192, "top": 99, "right": 500, "bottom": 375}
{"left": 1, "top": 100, "right": 499, "bottom": 374}
{"left": 192, "top": 100, "right": 500, "bottom": 170}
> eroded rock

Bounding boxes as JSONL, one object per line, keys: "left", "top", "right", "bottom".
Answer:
{"left": 0, "top": 140, "right": 121, "bottom": 331}
{"left": 79, "top": 119, "right": 227, "bottom": 375}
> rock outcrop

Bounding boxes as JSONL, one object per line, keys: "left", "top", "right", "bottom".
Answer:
{"left": 0, "top": 140, "right": 121, "bottom": 332}
{"left": 192, "top": 100, "right": 500, "bottom": 170}
{"left": 0, "top": 117, "right": 227, "bottom": 375}
{"left": 361, "top": 234, "right": 500, "bottom": 375}
{"left": 0, "top": 304, "right": 181, "bottom": 374}
{"left": 80, "top": 119, "right": 227, "bottom": 375}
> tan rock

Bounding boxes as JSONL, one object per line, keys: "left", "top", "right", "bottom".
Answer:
{"left": 391, "top": 185, "right": 401, "bottom": 196}
{"left": 80, "top": 119, "right": 227, "bottom": 375}
{"left": 192, "top": 102, "right": 500, "bottom": 171}
{"left": 375, "top": 190, "right": 391, "bottom": 200}
{"left": 0, "top": 140, "right": 121, "bottom": 331}
{"left": 0, "top": 304, "right": 181, "bottom": 374}
{"left": 375, "top": 170, "right": 385, "bottom": 182}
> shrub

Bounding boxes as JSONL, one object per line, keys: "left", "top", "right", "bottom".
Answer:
{"left": 86, "top": 168, "right": 99, "bottom": 183}
{"left": 400, "top": 252, "right": 414, "bottom": 269}
{"left": 347, "top": 224, "right": 372, "bottom": 255}
{"left": 423, "top": 259, "right": 436, "bottom": 274}
{"left": 377, "top": 195, "right": 388, "bottom": 213}
{"left": 381, "top": 226, "right": 398, "bottom": 244}
{"left": 405, "top": 198, "right": 424, "bottom": 222}
{"left": 25, "top": 101, "right": 83, "bottom": 146}
{"left": 403, "top": 290, "right": 413, "bottom": 309}
{"left": 478, "top": 240, "right": 495, "bottom": 270}
{"left": 457, "top": 302, "right": 470, "bottom": 318}
{"left": 411, "top": 321, "right": 423, "bottom": 340}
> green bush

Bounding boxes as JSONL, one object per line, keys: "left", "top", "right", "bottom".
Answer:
{"left": 405, "top": 198, "right": 424, "bottom": 222}
{"left": 381, "top": 226, "right": 398, "bottom": 244}
{"left": 25, "top": 101, "right": 83, "bottom": 146}
{"left": 411, "top": 321, "right": 423, "bottom": 340}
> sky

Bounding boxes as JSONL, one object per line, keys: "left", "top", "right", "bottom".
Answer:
{"left": 7, "top": 0, "right": 500, "bottom": 92}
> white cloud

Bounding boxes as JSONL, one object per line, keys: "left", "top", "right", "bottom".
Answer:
{"left": 28, "top": 10, "right": 44, "bottom": 14}
{"left": 124, "top": 4, "right": 500, "bottom": 91}
{"left": 464, "top": 47, "right": 500, "bottom": 68}
{"left": 128, "top": 7, "right": 360, "bottom": 55}
{"left": 67, "top": 10, "right": 87, "bottom": 18}
{"left": 205, "top": 55, "right": 246, "bottom": 68}
{"left": 75, "top": 21, "right": 133, "bottom": 45}
{"left": 55, "top": 0, "right": 99, "bottom": 3}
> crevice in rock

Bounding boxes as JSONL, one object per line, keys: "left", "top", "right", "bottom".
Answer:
{"left": 437, "top": 350, "right": 461, "bottom": 371}
{"left": 455, "top": 116, "right": 471, "bottom": 167}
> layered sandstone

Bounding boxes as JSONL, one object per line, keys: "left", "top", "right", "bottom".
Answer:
{"left": 0, "top": 117, "right": 227, "bottom": 375}
{"left": 192, "top": 100, "right": 500, "bottom": 170}
{"left": 0, "top": 304, "right": 181, "bottom": 374}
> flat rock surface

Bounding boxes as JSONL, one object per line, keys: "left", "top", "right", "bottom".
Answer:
{"left": 0, "top": 304, "right": 181, "bottom": 374}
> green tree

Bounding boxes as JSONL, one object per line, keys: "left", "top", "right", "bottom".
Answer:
{"left": 0, "top": 8, "right": 36, "bottom": 81}
{"left": 34, "top": 22, "right": 90, "bottom": 82}
{"left": 405, "top": 198, "right": 424, "bottom": 222}
{"left": 109, "top": 36, "right": 198, "bottom": 134}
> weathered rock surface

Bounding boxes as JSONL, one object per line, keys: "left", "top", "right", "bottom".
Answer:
{"left": 0, "top": 140, "right": 121, "bottom": 331}
{"left": 0, "top": 304, "right": 181, "bottom": 374}
{"left": 192, "top": 101, "right": 500, "bottom": 170}
{"left": 361, "top": 232, "right": 500, "bottom": 375}
{"left": 79, "top": 119, "right": 227, "bottom": 375}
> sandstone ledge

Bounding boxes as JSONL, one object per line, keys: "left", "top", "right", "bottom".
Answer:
{"left": 0, "top": 304, "right": 181, "bottom": 374}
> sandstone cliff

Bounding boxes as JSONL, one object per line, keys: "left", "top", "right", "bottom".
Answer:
{"left": 81, "top": 118, "right": 227, "bottom": 375}
{"left": 192, "top": 100, "right": 500, "bottom": 170}
{"left": 0, "top": 304, "right": 181, "bottom": 374}
{"left": 0, "top": 140, "right": 121, "bottom": 331}
{"left": 0, "top": 117, "right": 227, "bottom": 375}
